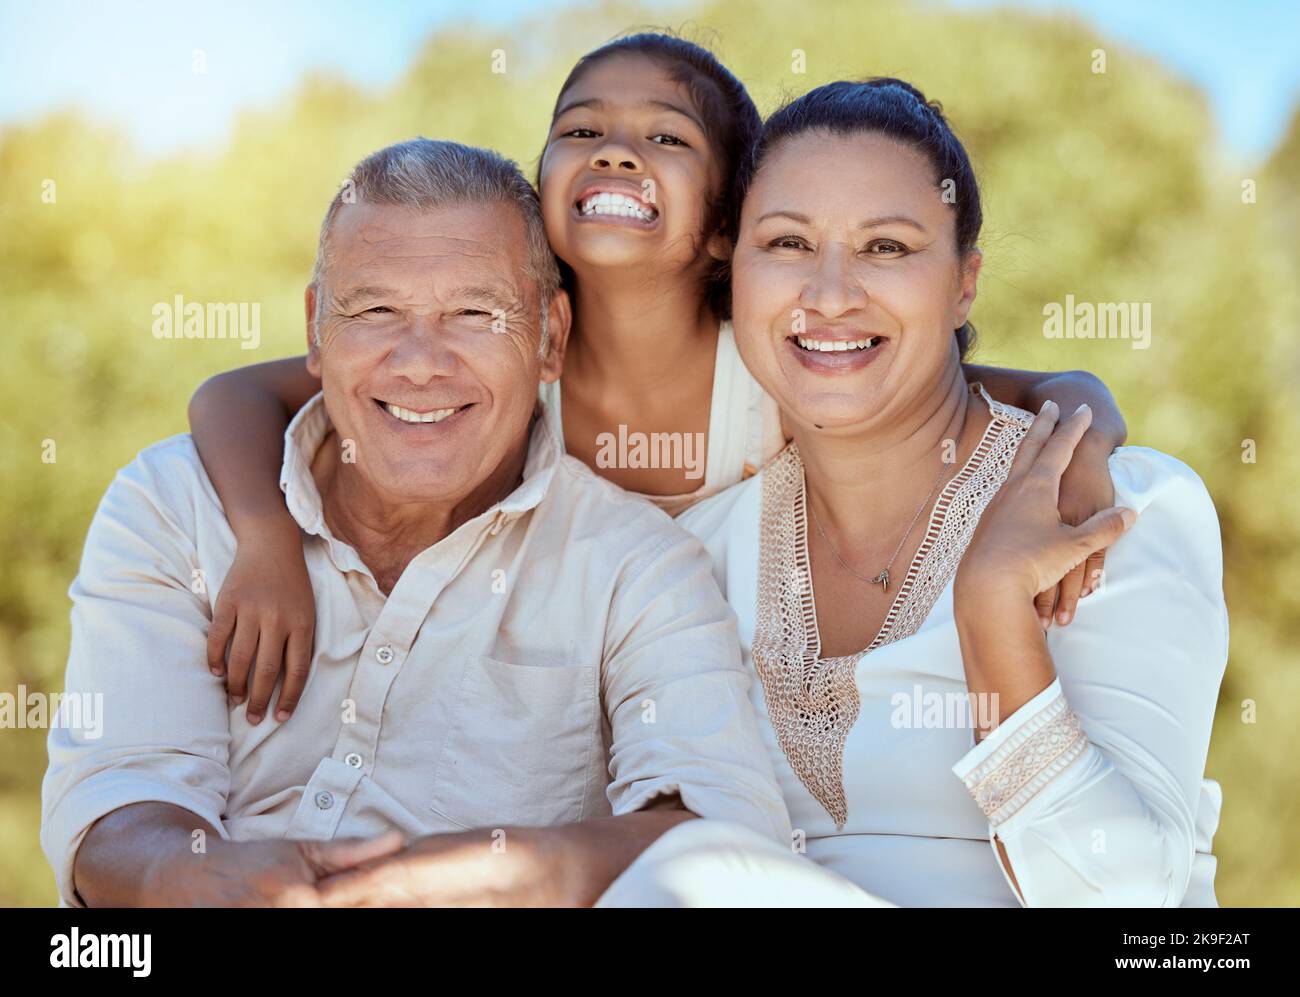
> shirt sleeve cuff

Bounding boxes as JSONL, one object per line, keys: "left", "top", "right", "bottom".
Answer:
{"left": 950, "top": 677, "right": 1089, "bottom": 828}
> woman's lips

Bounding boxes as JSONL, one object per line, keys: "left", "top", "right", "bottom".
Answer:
{"left": 784, "top": 334, "right": 888, "bottom": 373}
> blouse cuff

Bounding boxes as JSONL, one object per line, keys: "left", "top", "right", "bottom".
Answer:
{"left": 951, "top": 678, "right": 1089, "bottom": 828}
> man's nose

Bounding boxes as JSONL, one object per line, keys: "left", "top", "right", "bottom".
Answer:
{"left": 799, "top": 244, "right": 870, "bottom": 318}
{"left": 386, "top": 317, "right": 459, "bottom": 384}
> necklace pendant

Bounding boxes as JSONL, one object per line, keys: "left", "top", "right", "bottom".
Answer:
{"left": 870, "top": 569, "right": 890, "bottom": 592}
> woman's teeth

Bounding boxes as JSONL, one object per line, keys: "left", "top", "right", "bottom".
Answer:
{"left": 579, "top": 192, "right": 657, "bottom": 221}
{"left": 795, "top": 336, "right": 880, "bottom": 352}
{"left": 384, "top": 402, "right": 458, "bottom": 424}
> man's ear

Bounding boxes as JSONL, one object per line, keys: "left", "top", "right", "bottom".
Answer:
{"left": 305, "top": 284, "right": 323, "bottom": 378}
{"left": 954, "top": 248, "right": 982, "bottom": 328}
{"left": 539, "top": 288, "right": 572, "bottom": 384}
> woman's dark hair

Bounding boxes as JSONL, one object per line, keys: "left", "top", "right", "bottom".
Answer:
{"left": 536, "top": 31, "right": 761, "bottom": 319}
{"left": 736, "top": 78, "right": 982, "bottom": 357}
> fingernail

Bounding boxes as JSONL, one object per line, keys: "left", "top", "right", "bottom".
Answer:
{"left": 1080, "top": 587, "right": 1091, "bottom": 598}
{"left": 1039, "top": 615, "right": 1050, "bottom": 630}
{"left": 247, "top": 712, "right": 262, "bottom": 726}
{"left": 1058, "top": 609, "right": 1072, "bottom": 625}
{"left": 1039, "top": 400, "right": 1051, "bottom": 414}
{"left": 1120, "top": 508, "right": 1137, "bottom": 528}
{"left": 231, "top": 694, "right": 244, "bottom": 705}
{"left": 209, "top": 668, "right": 223, "bottom": 677}
{"left": 1074, "top": 403, "right": 1090, "bottom": 417}
{"left": 276, "top": 710, "right": 291, "bottom": 722}
{"left": 1090, "top": 568, "right": 1103, "bottom": 580}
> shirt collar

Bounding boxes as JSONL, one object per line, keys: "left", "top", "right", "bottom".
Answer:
{"left": 279, "top": 390, "right": 563, "bottom": 554}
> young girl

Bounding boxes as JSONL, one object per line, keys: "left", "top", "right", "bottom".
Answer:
{"left": 188, "top": 33, "right": 1128, "bottom": 724}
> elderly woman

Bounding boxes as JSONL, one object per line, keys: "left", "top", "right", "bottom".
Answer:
{"left": 600, "top": 79, "right": 1227, "bottom": 907}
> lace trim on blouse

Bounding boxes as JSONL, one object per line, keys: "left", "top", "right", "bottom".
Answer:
{"left": 959, "top": 692, "right": 1089, "bottom": 826}
{"left": 751, "top": 384, "right": 1034, "bottom": 828}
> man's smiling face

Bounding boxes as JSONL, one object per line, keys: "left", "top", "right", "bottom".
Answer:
{"left": 306, "top": 198, "right": 559, "bottom": 506}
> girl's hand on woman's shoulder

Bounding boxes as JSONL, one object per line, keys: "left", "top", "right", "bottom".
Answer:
{"left": 957, "top": 401, "right": 1136, "bottom": 617}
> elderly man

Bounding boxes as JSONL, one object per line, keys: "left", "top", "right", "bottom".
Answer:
{"left": 41, "top": 138, "right": 793, "bottom": 907}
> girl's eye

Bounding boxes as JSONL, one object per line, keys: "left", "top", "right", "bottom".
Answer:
{"left": 561, "top": 127, "right": 598, "bottom": 139}
{"left": 865, "top": 239, "right": 908, "bottom": 255}
{"left": 651, "top": 133, "right": 687, "bottom": 146}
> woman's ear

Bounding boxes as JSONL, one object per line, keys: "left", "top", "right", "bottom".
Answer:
{"left": 706, "top": 228, "right": 733, "bottom": 263}
{"left": 954, "top": 248, "right": 982, "bottom": 327}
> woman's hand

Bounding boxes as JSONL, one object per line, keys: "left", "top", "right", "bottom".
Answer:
{"left": 206, "top": 526, "right": 316, "bottom": 725}
{"left": 957, "top": 401, "right": 1136, "bottom": 607}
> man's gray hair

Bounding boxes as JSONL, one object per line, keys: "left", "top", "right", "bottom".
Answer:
{"left": 311, "top": 138, "right": 561, "bottom": 352}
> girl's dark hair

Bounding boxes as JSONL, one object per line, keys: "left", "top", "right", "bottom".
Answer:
{"left": 537, "top": 31, "right": 760, "bottom": 319}
{"left": 736, "top": 78, "right": 982, "bottom": 357}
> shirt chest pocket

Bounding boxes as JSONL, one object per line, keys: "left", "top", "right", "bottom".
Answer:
{"left": 431, "top": 656, "right": 598, "bottom": 829}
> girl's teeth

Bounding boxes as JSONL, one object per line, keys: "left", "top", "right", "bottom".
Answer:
{"left": 384, "top": 403, "right": 457, "bottom": 424}
{"left": 579, "top": 192, "right": 656, "bottom": 221}
{"left": 795, "top": 336, "right": 879, "bottom": 352}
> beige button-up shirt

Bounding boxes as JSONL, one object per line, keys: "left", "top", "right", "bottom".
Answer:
{"left": 42, "top": 393, "right": 791, "bottom": 905}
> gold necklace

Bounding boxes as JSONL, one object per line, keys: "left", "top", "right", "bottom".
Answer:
{"left": 809, "top": 460, "right": 950, "bottom": 593}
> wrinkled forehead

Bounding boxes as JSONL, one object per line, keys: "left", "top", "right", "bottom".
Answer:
{"left": 324, "top": 199, "right": 532, "bottom": 297}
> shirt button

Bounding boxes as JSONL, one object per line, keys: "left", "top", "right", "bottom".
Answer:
{"left": 344, "top": 752, "right": 363, "bottom": 769}
{"left": 315, "top": 791, "right": 334, "bottom": 810}
{"left": 375, "top": 644, "right": 395, "bottom": 665}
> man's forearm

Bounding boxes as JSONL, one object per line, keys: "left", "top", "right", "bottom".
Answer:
{"left": 538, "top": 802, "right": 696, "bottom": 906}
{"left": 73, "top": 802, "right": 219, "bottom": 907}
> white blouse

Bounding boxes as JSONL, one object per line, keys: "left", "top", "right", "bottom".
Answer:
{"left": 538, "top": 320, "right": 785, "bottom": 516}
{"left": 678, "top": 386, "right": 1229, "bottom": 907}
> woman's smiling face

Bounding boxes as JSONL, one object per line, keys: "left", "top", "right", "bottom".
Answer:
{"left": 538, "top": 52, "right": 727, "bottom": 275}
{"left": 732, "top": 129, "right": 980, "bottom": 435}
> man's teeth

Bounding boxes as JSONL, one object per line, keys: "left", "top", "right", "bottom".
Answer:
{"left": 384, "top": 402, "right": 458, "bottom": 424}
{"left": 795, "top": 336, "right": 880, "bottom": 352}
{"left": 579, "top": 192, "right": 657, "bottom": 221}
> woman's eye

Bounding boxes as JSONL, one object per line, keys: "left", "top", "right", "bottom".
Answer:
{"left": 767, "top": 236, "right": 809, "bottom": 251}
{"left": 561, "top": 127, "right": 598, "bottom": 139}
{"left": 865, "top": 240, "right": 908, "bottom": 255}
{"left": 651, "top": 133, "right": 687, "bottom": 146}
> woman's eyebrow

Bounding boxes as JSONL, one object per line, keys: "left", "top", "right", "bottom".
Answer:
{"left": 858, "top": 215, "right": 928, "bottom": 231}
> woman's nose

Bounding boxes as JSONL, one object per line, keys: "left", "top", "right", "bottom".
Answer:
{"left": 799, "top": 246, "right": 869, "bottom": 318}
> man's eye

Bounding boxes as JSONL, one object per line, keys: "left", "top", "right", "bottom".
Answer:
{"left": 456, "top": 308, "right": 492, "bottom": 317}
{"left": 651, "top": 133, "right": 687, "bottom": 146}
{"left": 362, "top": 306, "right": 392, "bottom": 315}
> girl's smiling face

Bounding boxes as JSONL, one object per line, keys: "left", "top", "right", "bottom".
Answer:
{"left": 731, "top": 129, "right": 981, "bottom": 435}
{"left": 538, "top": 52, "right": 729, "bottom": 277}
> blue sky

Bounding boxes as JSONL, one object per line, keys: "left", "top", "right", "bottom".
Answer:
{"left": 1, "top": 0, "right": 1295, "bottom": 162}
